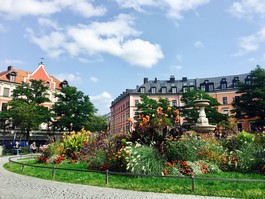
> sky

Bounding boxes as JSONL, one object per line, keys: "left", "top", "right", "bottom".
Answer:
{"left": 1, "top": 0, "right": 265, "bottom": 115}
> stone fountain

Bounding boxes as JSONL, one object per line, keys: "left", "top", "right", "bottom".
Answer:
{"left": 191, "top": 99, "right": 216, "bottom": 132}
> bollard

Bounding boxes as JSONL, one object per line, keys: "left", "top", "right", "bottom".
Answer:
{"left": 105, "top": 170, "right": 109, "bottom": 184}
{"left": 52, "top": 166, "right": 56, "bottom": 179}
{"left": 21, "top": 164, "right": 25, "bottom": 172}
{"left": 191, "top": 175, "right": 195, "bottom": 192}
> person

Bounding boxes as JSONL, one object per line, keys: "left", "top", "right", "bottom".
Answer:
{"left": 30, "top": 142, "right": 37, "bottom": 153}
{"left": 14, "top": 141, "right": 21, "bottom": 155}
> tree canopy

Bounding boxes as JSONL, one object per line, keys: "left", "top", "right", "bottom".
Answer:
{"left": 232, "top": 66, "right": 265, "bottom": 127}
{"left": 3, "top": 79, "right": 51, "bottom": 142}
{"left": 52, "top": 86, "right": 97, "bottom": 132}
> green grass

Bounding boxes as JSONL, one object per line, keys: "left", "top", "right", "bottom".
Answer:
{"left": 4, "top": 160, "right": 265, "bottom": 199}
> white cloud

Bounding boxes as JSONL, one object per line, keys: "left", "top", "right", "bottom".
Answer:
{"left": 194, "top": 41, "right": 204, "bottom": 48}
{"left": 90, "top": 92, "right": 113, "bottom": 115}
{"left": 37, "top": 18, "right": 61, "bottom": 30}
{"left": 27, "top": 14, "right": 164, "bottom": 68}
{"left": 115, "top": 0, "right": 158, "bottom": 12}
{"left": 69, "top": 1, "right": 106, "bottom": 18}
{"left": 114, "top": 0, "right": 209, "bottom": 21}
{"left": 234, "top": 26, "right": 265, "bottom": 56}
{"left": 54, "top": 72, "right": 82, "bottom": 85}
{"left": 1, "top": 59, "right": 24, "bottom": 66}
{"left": 229, "top": 0, "right": 265, "bottom": 20}
{"left": 0, "top": 0, "right": 106, "bottom": 19}
{"left": 90, "top": 76, "right": 98, "bottom": 82}
{"left": 121, "top": 39, "right": 164, "bottom": 68}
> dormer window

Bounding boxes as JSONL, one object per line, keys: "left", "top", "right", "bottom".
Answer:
{"left": 245, "top": 75, "right": 251, "bottom": 85}
{"left": 46, "top": 81, "right": 50, "bottom": 88}
{"left": 172, "top": 87, "right": 177, "bottom": 93}
{"left": 209, "top": 83, "right": 214, "bottom": 91}
{"left": 60, "top": 80, "right": 68, "bottom": 88}
{"left": 7, "top": 71, "right": 17, "bottom": 82}
{"left": 233, "top": 77, "right": 239, "bottom": 88}
{"left": 220, "top": 78, "right": 227, "bottom": 90}
{"left": 200, "top": 84, "right": 205, "bottom": 91}
{"left": 151, "top": 87, "right": 156, "bottom": 94}
{"left": 161, "top": 87, "right": 167, "bottom": 93}
{"left": 140, "top": 87, "right": 145, "bottom": 93}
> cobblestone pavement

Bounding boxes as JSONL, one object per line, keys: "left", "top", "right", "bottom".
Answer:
{"left": 0, "top": 156, "right": 234, "bottom": 199}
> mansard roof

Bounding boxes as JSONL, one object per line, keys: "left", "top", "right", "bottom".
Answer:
{"left": 111, "top": 72, "right": 250, "bottom": 106}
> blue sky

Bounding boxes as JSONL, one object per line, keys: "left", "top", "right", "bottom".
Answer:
{"left": 1, "top": 0, "right": 265, "bottom": 115}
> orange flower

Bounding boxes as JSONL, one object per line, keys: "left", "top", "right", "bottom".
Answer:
{"left": 175, "top": 115, "right": 180, "bottom": 121}
{"left": 167, "top": 107, "right": 171, "bottom": 112}
{"left": 157, "top": 107, "right": 163, "bottom": 112}
{"left": 128, "top": 117, "right": 132, "bottom": 122}
{"left": 174, "top": 109, "right": 179, "bottom": 115}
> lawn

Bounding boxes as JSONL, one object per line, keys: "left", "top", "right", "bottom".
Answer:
{"left": 4, "top": 159, "right": 265, "bottom": 199}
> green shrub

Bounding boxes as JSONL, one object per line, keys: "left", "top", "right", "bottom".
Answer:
{"left": 237, "top": 131, "right": 255, "bottom": 147}
{"left": 126, "top": 144, "right": 165, "bottom": 175}
{"left": 164, "top": 131, "right": 200, "bottom": 162}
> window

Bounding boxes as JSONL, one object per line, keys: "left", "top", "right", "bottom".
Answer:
{"left": 221, "top": 83, "right": 227, "bottom": 90}
{"left": 245, "top": 75, "right": 251, "bottom": 85}
{"left": 10, "top": 75, "right": 15, "bottom": 82}
{"left": 222, "top": 97, "right": 228, "bottom": 104}
{"left": 46, "top": 81, "right": 50, "bottom": 88}
{"left": 200, "top": 85, "right": 205, "bottom": 91}
{"left": 222, "top": 108, "right": 229, "bottom": 115}
{"left": 233, "top": 77, "right": 239, "bottom": 88}
{"left": 140, "top": 87, "right": 145, "bottom": 93}
{"left": 3, "top": 88, "right": 10, "bottom": 97}
{"left": 161, "top": 87, "right": 167, "bottom": 93}
{"left": 183, "top": 87, "right": 188, "bottom": 93}
{"left": 234, "top": 96, "right": 240, "bottom": 103}
{"left": 1, "top": 103, "right": 7, "bottom": 111}
{"left": 172, "top": 100, "right": 177, "bottom": 106}
{"left": 172, "top": 87, "right": 177, "bottom": 93}
{"left": 209, "top": 84, "right": 214, "bottom": 91}
{"left": 151, "top": 87, "right": 156, "bottom": 93}
{"left": 135, "top": 100, "right": 139, "bottom": 106}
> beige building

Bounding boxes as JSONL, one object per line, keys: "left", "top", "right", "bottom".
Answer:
{"left": 110, "top": 73, "right": 254, "bottom": 133}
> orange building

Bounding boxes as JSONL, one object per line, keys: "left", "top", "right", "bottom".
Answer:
{"left": 110, "top": 73, "right": 253, "bottom": 133}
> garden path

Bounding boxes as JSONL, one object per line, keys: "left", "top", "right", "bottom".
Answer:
{"left": 0, "top": 156, "right": 234, "bottom": 199}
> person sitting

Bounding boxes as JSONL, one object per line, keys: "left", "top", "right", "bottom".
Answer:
{"left": 30, "top": 142, "right": 37, "bottom": 153}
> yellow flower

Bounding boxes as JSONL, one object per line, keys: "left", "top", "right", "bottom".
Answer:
{"left": 167, "top": 107, "right": 171, "bottom": 112}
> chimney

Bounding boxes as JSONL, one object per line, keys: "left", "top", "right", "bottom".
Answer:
{"left": 144, "top": 77, "right": 148, "bottom": 84}
{"left": 169, "top": 75, "right": 175, "bottom": 83}
{"left": 7, "top": 66, "right": 13, "bottom": 71}
{"left": 154, "top": 77, "right": 157, "bottom": 83}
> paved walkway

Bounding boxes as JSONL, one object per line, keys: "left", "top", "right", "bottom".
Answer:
{"left": 0, "top": 155, "right": 233, "bottom": 199}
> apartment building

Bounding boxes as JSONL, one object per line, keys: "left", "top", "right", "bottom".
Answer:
{"left": 110, "top": 73, "right": 253, "bottom": 133}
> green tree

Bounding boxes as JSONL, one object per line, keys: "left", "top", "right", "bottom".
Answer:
{"left": 3, "top": 79, "right": 51, "bottom": 143}
{"left": 84, "top": 115, "right": 108, "bottom": 132}
{"left": 232, "top": 66, "right": 265, "bottom": 128}
{"left": 52, "top": 86, "right": 97, "bottom": 132}
{"left": 132, "top": 94, "right": 180, "bottom": 149}
{"left": 180, "top": 89, "right": 228, "bottom": 128}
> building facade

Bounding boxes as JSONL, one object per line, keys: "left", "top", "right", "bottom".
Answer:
{"left": 0, "top": 63, "right": 67, "bottom": 142}
{"left": 110, "top": 73, "right": 254, "bottom": 134}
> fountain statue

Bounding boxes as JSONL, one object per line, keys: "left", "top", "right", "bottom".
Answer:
{"left": 191, "top": 99, "right": 216, "bottom": 132}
